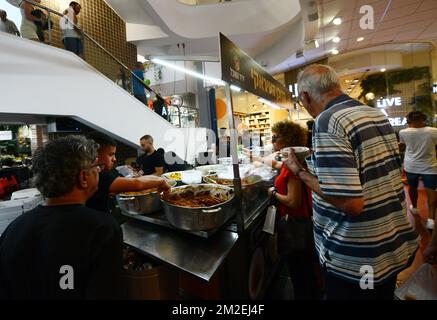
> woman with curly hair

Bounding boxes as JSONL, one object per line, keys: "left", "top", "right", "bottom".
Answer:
{"left": 258, "top": 120, "right": 320, "bottom": 299}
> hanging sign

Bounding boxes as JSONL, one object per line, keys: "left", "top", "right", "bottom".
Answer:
{"left": 219, "top": 33, "right": 292, "bottom": 109}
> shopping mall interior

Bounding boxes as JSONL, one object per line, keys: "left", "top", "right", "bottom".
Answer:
{"left": 1, "top": 0, "right": 437, "bottom": 301}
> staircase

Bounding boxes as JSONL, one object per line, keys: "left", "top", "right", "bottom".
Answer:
{"left": 0, "top": 32, "right": 207, "bottom": 162}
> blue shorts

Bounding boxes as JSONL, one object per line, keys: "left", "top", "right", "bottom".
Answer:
{"left": 405, "top": 172, "right": 437, "bottom": 190}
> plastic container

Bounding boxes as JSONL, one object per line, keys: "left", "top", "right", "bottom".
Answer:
{"left": 181, "top": 170, "right": 202, "bottom": 184}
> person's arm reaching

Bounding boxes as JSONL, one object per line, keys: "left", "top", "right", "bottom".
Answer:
{"left": 109, "top": 175, "right": 171, "bottom": 194}
{"left": 284, "top": 136, "right": 364, "bottom": 217}
{"left": 243, "top": 148, "right": 282, "bottom": 170}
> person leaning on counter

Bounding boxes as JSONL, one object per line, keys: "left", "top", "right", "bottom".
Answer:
{"left": 137, "top": 134, "right": 165, "bottom": 176}
{"left": 85, "top": 131, "right": 171, "bottom": 213}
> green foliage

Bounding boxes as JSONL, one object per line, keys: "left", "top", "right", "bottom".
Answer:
{"left": 359, "top": 66, "right": 430, "bottom": 100}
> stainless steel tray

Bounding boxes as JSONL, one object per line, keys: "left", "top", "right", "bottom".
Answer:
{"left": 119, "top": 209, "right": 231, "bottom": 238}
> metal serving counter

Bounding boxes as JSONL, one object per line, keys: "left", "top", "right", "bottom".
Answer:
{"left": 121, "top": 219, "right": 238, "bottom": 281}
{"left": 120, "top": 196, "right": 271, "bottom": 282}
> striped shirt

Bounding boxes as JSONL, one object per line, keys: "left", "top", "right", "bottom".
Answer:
{"left": 307, "top": 94, "right": 418, "bottom": 284}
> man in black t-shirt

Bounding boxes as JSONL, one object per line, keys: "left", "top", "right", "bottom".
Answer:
{"left": 85, "top": 132, "right": 171, "bottom": 213}
{"left": 0, "top": 136, "right": 123, "bottom": 299}
{"left": 137, "top": 134, "right": 165, "bottom": 176}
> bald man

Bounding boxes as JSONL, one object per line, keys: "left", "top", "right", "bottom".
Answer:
{"left": 284, "top": 64, "right": 418, "bottom": 300}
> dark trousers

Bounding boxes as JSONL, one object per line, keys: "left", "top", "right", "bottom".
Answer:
{"left": 285, "top": 249, "right": 320, "bottom": 300}
{"left": 324, "top": 269, "right": 397, "bottom": 300}
{"left": 134, "top": 94, "right": 148, "bottom": 106}
{"left": 63, "top": 37, "right": 83, "bottom": 56}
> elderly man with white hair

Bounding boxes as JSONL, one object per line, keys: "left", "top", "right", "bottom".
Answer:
{"left": 284, "top": 64, "right": 419, "bottom": 300}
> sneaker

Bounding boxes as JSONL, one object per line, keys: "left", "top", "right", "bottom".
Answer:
{"left": 426, "top": 219, "right": 435, "bottom": 230}
{"left": 409, "top": 205, "right": 419, "bottom": 215}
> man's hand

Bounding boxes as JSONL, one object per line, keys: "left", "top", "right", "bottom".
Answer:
{"left": 423, "top": 244, "right": 437, "bottom": 264}
{"left": 283, "top": 149, "right": 302, "bottom": 175}
{"left": 157, "top": 179, "right": 172, "bottom": 195}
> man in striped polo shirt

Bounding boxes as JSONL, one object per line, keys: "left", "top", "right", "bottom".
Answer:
{"left": 284, "top": 64, "right": 419, "bottom": 300}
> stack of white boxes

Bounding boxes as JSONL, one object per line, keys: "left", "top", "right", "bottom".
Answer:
{"left": 0, "top": 189, "right": 43, "bottom": 236}
{"left": 11, "top": 188, "right": 43, "bottom": 212}
{"left": 0, "top": 200, "right": 24, "bottom": 235}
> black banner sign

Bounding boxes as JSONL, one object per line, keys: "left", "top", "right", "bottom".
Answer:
{"left": 219, "top": 33, "right": 292, "bottom": 109}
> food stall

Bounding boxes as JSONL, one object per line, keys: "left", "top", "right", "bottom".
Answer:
{"left": 119, "top": 33, "right": 293, "bottom": 299}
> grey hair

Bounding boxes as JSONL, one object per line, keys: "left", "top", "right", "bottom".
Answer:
{"left": 33, "top": 135, "right": 98, "bottom": 198}
{"left": 297, "top": 64, "right": 342, "bottom": 103}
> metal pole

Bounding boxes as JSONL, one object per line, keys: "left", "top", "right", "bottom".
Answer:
{"left": 224, "top": 84, "right": 244, "bottom": 234}
{"left": 47, "top": 11, "right": 52, "bottom": 45}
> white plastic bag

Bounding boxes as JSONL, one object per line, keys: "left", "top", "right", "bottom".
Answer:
{"left": 116, "top": 165, "right": 134, "bottom": 178}
{"left": 395, "top": 263, "right": 437, "bottom": 300}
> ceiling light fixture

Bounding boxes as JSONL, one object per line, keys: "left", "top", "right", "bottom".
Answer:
{"left": 332, "top": 36, "right": 341, "bottom": 43}
{"left": 230, "top": 85, "right": 242, "bottom": 92}
{"left": 356, "top": 37, "right": 364, "bottom": 42}
{"left": 333, "top": 17, "right": 342, "bottom": 25}
{"left": 380, "top": 68, "right": 386, "bottom": 72}
{"left": 331, "top": 49, "right": 339, "bottom": 55}
{"left": 258, "top": 98, "right": 282, "bottom": 110}
{"left": 151, "top": 58, "right": 225, "bottom": 86}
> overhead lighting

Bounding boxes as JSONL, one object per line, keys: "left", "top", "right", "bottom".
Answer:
{"left": 331, "top": 49, "right": 339, "bottom": 55}
{"left": 333, "top": 17, "right": 342, "bottom": 25}
{"left": 332, "top": 36, "right": 341, "bottom": 43}
{"left": 365, "top": 92, "right": 375, "bottom": 100}
{"left": 380, "top": 68, "right": 386, "bottom": 72}
{"left": 258, "top": 98, "right": 282, "bottom": 110}
{"left": 151, "top": 58, "right": 225, "bottom": 86}
{"left": 350, "top": 84, "right": 356, "bottom": 87}
{"left": 230, "top": 85, "right": 242, "bottom": 92}
{"left": 353, "top": 79, "right": 359, "bottom": 83}
{"left": 345, "top": 79, "right": 351, "bottom": 83}
{"left": 356, "top": 37, "right": 364, "bottom": 42}
{"left": 314, "top": 40, "right": 320, "bottom": 48}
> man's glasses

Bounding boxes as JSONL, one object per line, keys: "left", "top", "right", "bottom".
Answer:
{"left": 86, "top": 163, "right": 105, "bottom": 172}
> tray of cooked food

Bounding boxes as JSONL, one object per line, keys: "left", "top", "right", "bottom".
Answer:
{"left": 160, "top": 184, "right": 235, "bottom": 231}
{"left": 162, "top": 171, "right": 183, "bottom": 181}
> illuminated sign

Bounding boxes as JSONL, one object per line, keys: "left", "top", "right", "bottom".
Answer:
{"left": 220, "top": 33, "right": 291, "bottom": 109}
{"left": 377, "top": 97, "right": 402, "bottom": 108}
{"left": 388, "top": 117, "right": 407, "bottom": 127}
{"left": 288, "top": 83, "right": 299, "bottom": 98}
